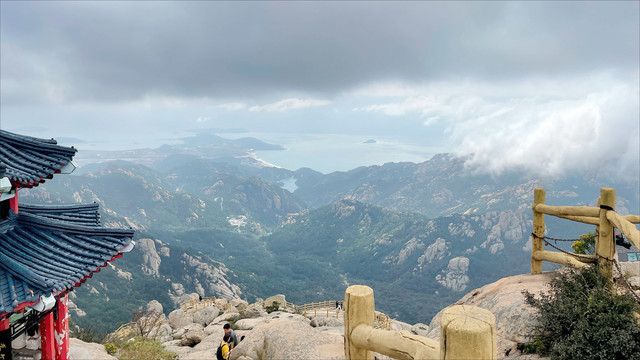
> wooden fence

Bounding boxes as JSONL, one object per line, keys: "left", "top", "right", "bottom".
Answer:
{"left": 531, "top": 187, "right": 640, "bottom": 277}
{"left": 296, "top": 300, "right": 336, "bottom": 313}
{"left": 344, "top": 285, "right": 496, "bottom": 360}
{"left": 179, "top": 297, "right": 217, "bottom": 313}
{"left": 295, "top": 299, "right": 393, "bottom": 330}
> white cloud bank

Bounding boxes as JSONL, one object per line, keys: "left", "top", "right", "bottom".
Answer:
{"left": 249, "top": 98, "right": 331, "bottom": 112}
{"left": 354, "top": 75, "right": 640, "bottom": 180}
{"left": 217, "top": 102, "right": 247, "bottom": 111}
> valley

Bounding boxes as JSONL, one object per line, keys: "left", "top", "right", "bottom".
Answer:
{"left": 18, "top": 138, "right": 640, "bottom": 333}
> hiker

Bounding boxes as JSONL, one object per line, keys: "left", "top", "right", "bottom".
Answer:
{"left": 216, "top": 334, "right": 232, "bottom": 360}
{"left": 223, "top": 323, "right": 239, "bottom": 348}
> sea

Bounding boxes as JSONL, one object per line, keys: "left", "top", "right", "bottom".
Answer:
{"left": 221, "top": 132, "right": 445, "bottom": 174}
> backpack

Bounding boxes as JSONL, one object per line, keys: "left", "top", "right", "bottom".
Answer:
{"left": 216, "top": 341, "right": 229, "bottom": 360}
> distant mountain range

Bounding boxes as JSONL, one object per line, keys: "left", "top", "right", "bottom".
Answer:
{"left": 18, "top": 143, "right": 639, "bottom": 332}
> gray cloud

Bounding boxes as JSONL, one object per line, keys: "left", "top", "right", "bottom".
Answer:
{"left": 1, "top": 1, "right": 638, "bottom": 104}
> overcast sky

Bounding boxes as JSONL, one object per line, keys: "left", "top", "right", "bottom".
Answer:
{"left": 1, "top": 1, "right": 638, "bottom": 178}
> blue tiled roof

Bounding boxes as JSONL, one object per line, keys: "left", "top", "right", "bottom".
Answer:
{"left": 0, "top": 204, "right": 134, "bottom": 314}
{"left": 0, "top": 130, "right": 77, "bottom": 187}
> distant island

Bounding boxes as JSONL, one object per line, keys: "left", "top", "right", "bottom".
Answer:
{"left": 363, "top": 139, "right": 376, "bottom": 144}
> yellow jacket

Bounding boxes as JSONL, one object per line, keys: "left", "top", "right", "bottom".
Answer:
{"left": 219, "top": 341, "right": 230, "bottom": 359}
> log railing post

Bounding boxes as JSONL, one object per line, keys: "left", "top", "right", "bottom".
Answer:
{"left": 531, "top": 188, "right": 546, "bottom": 274}
{"left": 597, "top": 187, "right": 616, "bottom": 279}
{"left": 439, "top": 305, "right": 496, "bottom": 360}
{"left": 344, "top": 285, "right": 375, "bottom": 360}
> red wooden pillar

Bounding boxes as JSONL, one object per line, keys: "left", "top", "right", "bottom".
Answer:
{"left": 0, "top": 318, "right": 9, "bottom": 331}
{"left": 40, "top": 312, "right": 55, "bottom": 360}
{"left": 9, "top": 189, "right": 18, "bottom": 214}
{"left": 54, "top": 293, "right": 70, "bottom": 360}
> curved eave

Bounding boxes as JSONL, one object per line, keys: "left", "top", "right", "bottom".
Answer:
{"left": 0, "top": 130, "right": 78, "bottom": 188}
{"left": 0, "top": 205, "right": 135, "bottom": 315}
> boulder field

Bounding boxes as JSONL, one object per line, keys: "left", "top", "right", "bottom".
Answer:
{"left": 92, "top": 273, "right": 563, "bottom": 360}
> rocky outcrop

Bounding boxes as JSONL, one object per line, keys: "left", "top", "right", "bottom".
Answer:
{"left": 231, "top": 298, "right": 249, "bottom": 311}
{"left": 240, "top": 303, "right": 268, "bottom": 319}
{"left": 146, "top": 300, "right": 164, "bottom": 315}
{"left": 416, "top": 238, "right": 447, "bottom": 269}
{"left": 235, "top": 318, "right": 267, "bottom": 330}
{"left": 208, "top": 312, "right": 241, "bottom": 328}
{"left": 426, "top": 272, "right": 554, "bottom": 357}
{"left": 262, "top": 294, "right": 285, "bottom": 308}
{"left": 69, "top": 338, "right": 117, "bottom": 360}
{"left": 310, "top": 317, "right": 342, "bottom": 328}
{"left": 435, "top": 256, "right": 470, "bottom": 291}
{"left": 332, "top": 201, "right": 356, "bottom": 219}
{"left": 477, "top": 211, "right": 531, "bottom": 254}
{"left": 394, "top": 238, "right": 426, "bottom": 265}
{"left": 138, "top": 238, "right": 162, "bottom": 276}
{"left": 230, "top": 319, "right": 343, "bottom": 360}
{"left": 192, "top": 305, "right": 220, "bottom": 326}
{"left": 168, "top": 309, "right": 194, "bottom": 330}
{"left": 448, "top": 222, "right": 476, "bottom": 238}
{"left": 179, "top": 254, "right": 242, "bottom": 300}
{"left": 180, "top": 323, "right": 207, "bottom": 346}
{"left": 151, "top": 276, "right": 554, "bottom": 360}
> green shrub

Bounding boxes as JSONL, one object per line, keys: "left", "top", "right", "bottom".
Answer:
{"left": 103, "top": 342, "right": 118, "bottom": 355}
{"left": 571, "top": 232, "right": 596, "bottom": 255}
{"left": 119, "top": 337, "right": 177, "bottom": 360}
{"left": 265, "top": 301, "right": 280, "bottom": 314}
{"left": 516, "top": 337, "right": 545, "bottom": 354}
{"left": 522, "top": 264, "right": 640, "bottom": 360}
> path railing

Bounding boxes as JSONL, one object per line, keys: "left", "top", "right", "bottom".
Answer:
{"left": 344, "top": 285, "right": 496, "bottom": 360}
{"left": 179, "top": 297, "right": 216, "bottom": 313}
{"left": 296, "top": 300, "right": 337, "bottom": 313}
{"left": 295, "top": 299, "right": 393, "bottom": 330}
{"left": 303, "top": 308, "right": 343, "bottom": 319}
{"left": 531, "top": 187, "right": 640, "bottom": 278}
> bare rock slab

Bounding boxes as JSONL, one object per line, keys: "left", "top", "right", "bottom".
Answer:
{"left": 69, "top": 338, "right": 117, "bottom": 360}
{"left": 230, "top": 319, "right": 344, "bottom": 360}
{"left": 426, "top": 272, "right": 553, "bottom": 358}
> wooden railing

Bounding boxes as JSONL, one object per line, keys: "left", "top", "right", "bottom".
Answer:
{"left": 295, "top": 299, "right": 393, "bottom": 330}
{"left": 344, "top": 285, "right": 496, "bottom": 360}
{"left": 303, "top": 308, "right": 343, "bottom": 319}
{"left": 296, "top": 300, "right": 337, "bottom": 313}
{"left": 179, "top": 297, "right": 217, "bottom": 313}
{"left": 531, "top": 187, "right": 640, "bottom": 277}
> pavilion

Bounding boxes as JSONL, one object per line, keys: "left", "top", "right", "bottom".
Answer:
{"left": 0, "top": 130, "right": 135, "bottom": 360}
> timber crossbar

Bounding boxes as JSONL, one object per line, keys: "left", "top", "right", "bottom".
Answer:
{"left": 531, "top": 187, "right": 640, "bottom": 278}
{"left": 344, "top": 285, "right": 496, "bottom": 360}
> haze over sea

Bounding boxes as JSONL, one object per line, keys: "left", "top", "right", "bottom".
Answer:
{"left": 59, "top": 129, "right": 442, "bottom": 174}
{"left": 224, "top": 132, "right": 444, "bottom": 174}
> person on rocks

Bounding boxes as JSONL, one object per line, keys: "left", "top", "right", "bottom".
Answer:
{"left": 223, "top": 323, "right": 239, "bottom": 348}
{"left": 216, "top": 334, "right": 232, "bottom": 360}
